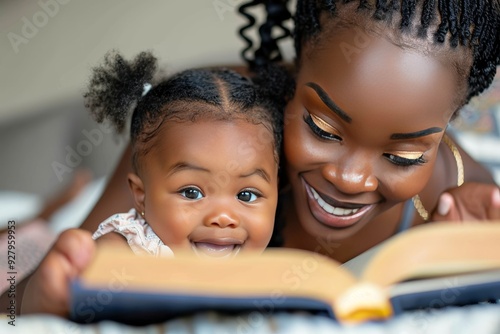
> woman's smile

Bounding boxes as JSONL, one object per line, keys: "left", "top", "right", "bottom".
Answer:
{"left": 303, "top": 179, "right": 376, "bottom": 229}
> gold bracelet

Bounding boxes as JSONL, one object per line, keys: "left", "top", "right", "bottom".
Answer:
{"left": 412, "top": 134, "right": 464, "bottom": 221}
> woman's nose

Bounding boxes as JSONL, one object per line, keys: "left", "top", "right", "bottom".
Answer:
{"left": 322, "top": 155, "right": 378, "bottom": 194}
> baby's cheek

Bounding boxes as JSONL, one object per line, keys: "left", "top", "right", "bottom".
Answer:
{"left": 248, "top": 220, "right": 274, "bottom": 252}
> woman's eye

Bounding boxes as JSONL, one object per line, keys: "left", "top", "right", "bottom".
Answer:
{"left": 304, "top": 114, "right": 342, "bottom": 141}
{"left": 179, "top": 187, "right": 204, "bottom": 200}
{"left": 237, "top": 190, "right": 260, "bottom": 202}
{"left": 384, "top": 153, "right": 426, "bottom": 167}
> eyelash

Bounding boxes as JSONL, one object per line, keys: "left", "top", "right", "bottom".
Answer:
{"left": 178, "top": 186, "right": 204, "bottom": 200}
{"left": 304, "top": 114, "right": 342, "bottom": 141}
{"left": 304, "top": 113, "right": 427, "bottom": 167}
{"left": 384, "top": 154, "right": 427, "bottom": 167}
{"left": 237, "top": 189, "right": 262, "bottom": 203}
{"left": 178, "top": 187, "right": 263, "bottom": 202}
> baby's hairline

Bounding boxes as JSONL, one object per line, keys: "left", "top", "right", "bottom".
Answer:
{"left": 131, "top": 110, "right": 280, "bottom": 175}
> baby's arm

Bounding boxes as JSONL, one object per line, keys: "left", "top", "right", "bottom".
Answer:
{"left": 0, "top": 144, "right": 133, "bottom": 314}
{"left": 19, "top": 230, "right": 130, "bottom": 317}
{"left": 20, "top": 228, "right": 96, "bottom": 316}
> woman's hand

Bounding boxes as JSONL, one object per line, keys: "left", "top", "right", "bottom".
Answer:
{"left": 431, "top": 182, "right": 500, "bottom": 222}
{"left": 21, "top": 228, "right": 95, "bottom": 317}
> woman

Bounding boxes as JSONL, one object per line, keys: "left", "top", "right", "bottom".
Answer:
{"left": 7, "top": 0, "right": 500, "bottom": 315}
{"left": 238, "top": 0, "right": 500, "bottom": 262}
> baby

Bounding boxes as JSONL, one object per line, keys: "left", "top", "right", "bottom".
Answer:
{"left": 20, "top": 51, "right": 292, "bottom": 316}
{"left": 87, "top": 51, "right": 290, "bottom": 258}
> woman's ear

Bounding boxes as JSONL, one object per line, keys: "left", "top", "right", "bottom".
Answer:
{"left": 128, "top": 173, "right": 145, "bottom": 213}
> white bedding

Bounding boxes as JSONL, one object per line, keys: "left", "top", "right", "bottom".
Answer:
{"left": 2, "top": 303, "right": 500, "bottom": 334}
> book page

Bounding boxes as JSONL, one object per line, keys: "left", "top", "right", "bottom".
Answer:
{"left": 361, "top": 222, "right": 500, "bottom": 287}
{"left": 79, "top": 247, "right": 359, "bottom": 306}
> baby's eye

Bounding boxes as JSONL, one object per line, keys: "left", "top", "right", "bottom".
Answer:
{"left": 384, "top": 153, "right": 426, "bottom": 167}
{"left": 179, "top": 187, "right": 204, "bottom": 200}
{"left": 237, "top": 190, "right": 260, "bottom": 202}
{"left": 304, "top": 113, "right": 342, "bottom": 141}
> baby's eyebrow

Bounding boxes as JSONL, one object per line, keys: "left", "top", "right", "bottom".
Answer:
{"left": 390, "top": 127, "right": 443, "bottom": 140}
{"left": 240, "top": 168, "right": 271, "bottom": 183}
{"left": 166, "top": 162, "right": 209, "bottom": 176}
{"left": 305, "top": 82, "right": 352, "bottom": 123}
{"left": 167, "top": 163, "right": 272, "bottom": 183}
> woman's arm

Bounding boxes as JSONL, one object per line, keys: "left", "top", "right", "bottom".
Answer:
{"left": 80, "top": 143, "right": 134, "bottom": 234}
{"left": 428, "top": 134, "right": 500, "bottom": 221}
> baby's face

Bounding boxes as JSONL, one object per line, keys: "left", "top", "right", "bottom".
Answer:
{"left": 133, "top": 119, "right": 278, "bottom": 258}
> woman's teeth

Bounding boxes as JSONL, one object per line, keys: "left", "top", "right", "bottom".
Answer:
{"left": 310, "top": 188, "right": 360, "bottom": 216}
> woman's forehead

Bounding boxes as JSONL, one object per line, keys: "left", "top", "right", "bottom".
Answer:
{"left": 296, "top": 31, "right": 458, "bottom": 127}
{"left": 300, "top": 18, "right": 470, "bottom": 109}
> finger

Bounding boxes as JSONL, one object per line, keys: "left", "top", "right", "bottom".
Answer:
{"left": 433, "top": 193, "right": 461, "bottom": 222}
{"left": 55, "top": 228, "right": 96, "bottom": 274}
{"left": 487, "top": 187, "right": 500, "bottom": 220}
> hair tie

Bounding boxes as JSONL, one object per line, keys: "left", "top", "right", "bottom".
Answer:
{"left": 142, "top": 83, "right": 152, "bottom": 97}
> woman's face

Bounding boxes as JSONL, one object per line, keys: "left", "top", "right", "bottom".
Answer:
{"left": 284, "top": 27, "right": 460, "bottom": 241}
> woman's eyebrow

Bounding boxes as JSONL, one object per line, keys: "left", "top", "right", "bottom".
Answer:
{"left": 305, "top": 82, "right": 352, "bottom": 123}
{"left": 390, "top": 127, "right": 443, "bottom": 140}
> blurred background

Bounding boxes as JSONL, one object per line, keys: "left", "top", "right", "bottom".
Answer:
{"left": 0, "top": 0, "right": 498, "bottom": 228}
{"left": 0, "top": 0, "right": 288, "bottom": 226}
{"left": 0, "top": 0, "right": 278, "bottom": 195}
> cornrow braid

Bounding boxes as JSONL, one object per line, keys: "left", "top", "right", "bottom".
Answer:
{"left": 374, "top": 0, "right": 390, "bottom": 20}
{"left": 84, "top": 50, "right": 293, "bottom": 170}
{"left": 418, "top": 0, "right": 435, "bottom": 37}
{"left": 400, "top": 0, "right": 416, "bottom": 30}
{"left": 238, "top": 0, "right": 500, "bottom": 103}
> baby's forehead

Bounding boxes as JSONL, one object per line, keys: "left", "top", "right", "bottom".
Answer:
{"left": 144, "top": 118, "right": 279, "bottom": 169}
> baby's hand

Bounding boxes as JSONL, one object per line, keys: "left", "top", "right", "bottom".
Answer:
{"left": 431, "top": 182, "right": 500, "bottom": 222}
{"left": 21, "top": 228, "right": 95, "bottom": 316}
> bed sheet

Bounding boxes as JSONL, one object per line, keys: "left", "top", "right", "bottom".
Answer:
{"left": 1, "top": 303, "right": 500, "bottom": 334}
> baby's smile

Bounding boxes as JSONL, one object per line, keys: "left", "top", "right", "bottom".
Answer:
{"left": 191, "top": 239, "right": 243, "bottom": 259}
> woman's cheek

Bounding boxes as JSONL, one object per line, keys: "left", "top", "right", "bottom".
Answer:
{"left": 382, "top": 162, "right": 436, "bottom": 202}
{"left": 284, "top": 115, "right": 318, "bottom": 168}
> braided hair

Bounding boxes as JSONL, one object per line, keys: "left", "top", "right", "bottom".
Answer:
{"left": 239, "top": 0, "right": 293, "bottom": 70}
{"left": 84, "top": 50, "right": 293, "bottom": 171}
{"left": 239, "top": 0, "right": 500, "bottom": 103}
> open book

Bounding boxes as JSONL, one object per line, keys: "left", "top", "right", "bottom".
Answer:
{"left": 69, "top": 222, "right": 500, "bottom": 326}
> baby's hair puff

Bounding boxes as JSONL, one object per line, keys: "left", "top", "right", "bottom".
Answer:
{"left": 84, "top": 51, "right": 157, "bottom": 134}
